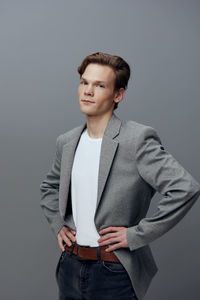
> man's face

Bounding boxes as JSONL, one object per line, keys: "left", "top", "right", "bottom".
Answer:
{"left": 78, "top": 63, "right": 119, "bottom": 117}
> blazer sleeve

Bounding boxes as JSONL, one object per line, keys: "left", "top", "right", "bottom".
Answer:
{"left": 126, "top": 126, "right": 200, "bottom": 251}
{"left": 40, "top": 134, "right": 66, "bottom": 237}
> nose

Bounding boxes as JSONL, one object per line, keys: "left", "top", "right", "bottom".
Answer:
{"left": 84, "top": 84, "right": 94, "bottom": 96}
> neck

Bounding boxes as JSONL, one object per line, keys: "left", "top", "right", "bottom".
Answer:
{"left": 85, "top": 111, "right": 113, "bottom": 139}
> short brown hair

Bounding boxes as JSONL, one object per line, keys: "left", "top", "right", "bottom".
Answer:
{"left": 77, "top": 52, "right": 131, "bottom": 110}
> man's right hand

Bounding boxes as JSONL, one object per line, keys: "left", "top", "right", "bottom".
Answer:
{"left": 57, "top": 226, "right": 77, "bottom": 251}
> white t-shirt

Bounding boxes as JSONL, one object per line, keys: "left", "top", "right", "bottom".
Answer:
{"left": 71, "top": 127, "right": 102, "bottom": 246}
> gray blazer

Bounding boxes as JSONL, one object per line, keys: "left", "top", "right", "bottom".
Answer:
{"left": 40, "top": 112, "right": 200, "bottom": 300}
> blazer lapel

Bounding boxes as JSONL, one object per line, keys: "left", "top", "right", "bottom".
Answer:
{"left": 95, "top": 113, "right": 121, "bottom": 213}
{"left": 59, "top": 112, "right": 122, "bottom": 218}
{"left": 59, "top": 124, "right": 87, "bottom": 216}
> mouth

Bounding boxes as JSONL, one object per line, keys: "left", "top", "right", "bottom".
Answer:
{"left": 81, "top": 99, "right": 95, "bottom": 104}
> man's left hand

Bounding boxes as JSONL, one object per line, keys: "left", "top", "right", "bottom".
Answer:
{"left": 98, "top": 226, "right": 129, "bottom": 252}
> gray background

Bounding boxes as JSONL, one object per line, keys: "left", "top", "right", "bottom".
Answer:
{"left": 0, "top": 1, "right": 200, "bottom": 299}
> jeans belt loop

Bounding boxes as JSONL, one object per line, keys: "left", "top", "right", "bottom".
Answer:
{"left": 97, "top": 246, "right": 101, "bottom": 261}
{"left": 77, "top": 244, "right": 83, "bottom": 260}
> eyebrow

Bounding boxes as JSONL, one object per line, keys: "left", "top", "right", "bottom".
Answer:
{"left": 80, "top": 76, "right": 107, "bottom": 84}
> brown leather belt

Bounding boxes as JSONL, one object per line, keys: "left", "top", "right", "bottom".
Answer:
{"left": 65, "top": 243, "right": 120, "bottom": 263}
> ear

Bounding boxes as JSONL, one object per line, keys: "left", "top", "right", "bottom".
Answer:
{"left": 114, "top": 88, "right": 125, "bottom": 104}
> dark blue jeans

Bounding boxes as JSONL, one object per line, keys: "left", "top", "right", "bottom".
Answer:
{"left": 55, "top": 243, "right": 138, "bottom": 300}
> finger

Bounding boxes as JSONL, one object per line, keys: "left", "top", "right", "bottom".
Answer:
{"left": 99, "top": 226, "right": 124, "bottom": 234}
{"left": 98, "top": 232, "right": 117, "bottom": 242}
{"left": 99, "top": 227, "right": 114, "bottom": 234}
{"left": 70, "top": 229, "right": 77, "bottom": 237}
{"left": 61, "top": 227, "right": 71, "bottom": 236}
{"left": 62, "top": 234, "right": 73, "bottom": 247}
{"left": 59, "top": 230, "right": 72, "bottom": 247}
{"left": 67, "top": 231, "right": 77, "bottom": 243}
{"left": 105, "top": 242, "right": 123, "bottom": 252}
{"left": 63, "top": 226, "right": 76, "bottom": 234}
{"left": 63, "top": 228, "right": 76, "bottom": 239}
{"left": 62, "top": 229, "right": 77, "bottom": 246}
{"left": 99, "top": 236, "right": 119, "bottom": 246}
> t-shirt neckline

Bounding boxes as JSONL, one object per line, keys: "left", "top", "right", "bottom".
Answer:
{"left": 85, "top": 128, "right": 103, "bottom": 141}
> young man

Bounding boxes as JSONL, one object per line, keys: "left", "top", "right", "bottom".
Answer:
{"left": 40, "top": 52, "right": 200, "bottom": 300}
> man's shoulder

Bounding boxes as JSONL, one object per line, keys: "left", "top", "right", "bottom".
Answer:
{"left": 119, "top": 118, "right": 162, "bottom": 152}
{"left": 122, "top": 118, "right": 157, "bottom": 137}
{"left": 123, "top": 119, "right": 152, "bottom": 129}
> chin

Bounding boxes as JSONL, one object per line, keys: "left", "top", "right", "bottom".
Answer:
{"left": 79, "top": 107, "right": 93, "bottom": 116}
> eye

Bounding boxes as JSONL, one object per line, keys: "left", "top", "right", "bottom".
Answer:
{"left": 80, "top": 81, "right": 87, "bottom": 85}
{"left": 98, "top": 84, "right": 105, "bottom": 88}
